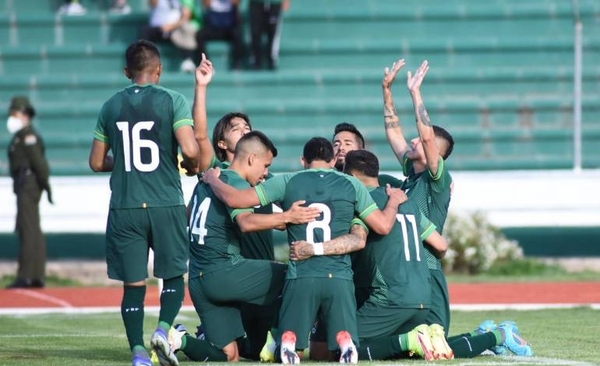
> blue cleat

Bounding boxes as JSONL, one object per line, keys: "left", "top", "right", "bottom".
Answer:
{"left": 132, "top": 354, "right": 152, "bottom": 366}
{"left": 151, "top": 327, "right": 180, "bottom": 366}
{"left": 475, "top": 320, "right": 508, "bottom": 355}
{"left": 498, "top": 321, "right": 533, "bottom": 357}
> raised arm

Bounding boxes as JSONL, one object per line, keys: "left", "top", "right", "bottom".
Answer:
{"left": 193, "top": 53, "right": 217, "bottom": 172}
{"left": 407, "top": 60, "right": 440, "bottom": 176}
{"left": 382, "top": 59, "right": 409, "bottom": 162}
{"left": 202, "top": 167, "right": 261, "bottom": 208}
{"left": 289, "top": 223, "right": 368, "bottom": 261}
{"left": 235, "top": 200, "right": 320, "bottom": 233}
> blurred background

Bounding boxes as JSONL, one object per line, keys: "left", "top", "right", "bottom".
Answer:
{"left": 0, "top": 0, "right": 599, "bottom": 269}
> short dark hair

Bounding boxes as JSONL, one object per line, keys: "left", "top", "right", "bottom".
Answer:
{"left": 235, "top": 130, "right": 277, "bottom": 157}
{"left": 212, "top": 112, "right": 252, "bottom": 162}
{"left": 303, "top": 137, "right": 334, "bottom": 164}
{"left": 433, "top": 125, "right": 454, "bottom": 160}
{"left": 125, "top": 39, "right": 160, "bottom": 78}
{"left": 343, "top": 150, "right": 379, "bottom": 178}
{"left": 333, "top": 122, "right": 365, "bottom": 148}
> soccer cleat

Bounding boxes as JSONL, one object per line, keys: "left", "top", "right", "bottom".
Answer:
{"left": 280, "top": 331, "right": 301, "bottom": 364}
{"left": 407, "top": 324, "right": 435, "bottom": 361}
{"left": 429, "top": 324, "right": 454, "bottom": 360}
{"left": 260, "top": 330, "right": 276, "bottom": 362}
{"left": 169, "top": 324, "right": 188, "bottom": 353}
{"left": 336, "top": 330, "right": 358, "bottom": 364}
{"left": 132, "top": 354, "right": 152, "bottom": 366}
{"left": 498, "top": 321, "right": 533, "bottom": 357}
{"left": 475, "top": 320, "right": 508, "bottom": 355}
{"left": 151, "top": 327, "right": 180, "bottom": 366}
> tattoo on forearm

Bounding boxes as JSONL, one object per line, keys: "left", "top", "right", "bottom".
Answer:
{"left": 417, "top": 104, "right": 432, "bottom": 126}
{"left": 325, "top": 235, "right": 362, "bottom": 255}
{"left": 385, "top": 121, "right": 399, "bottom": 129}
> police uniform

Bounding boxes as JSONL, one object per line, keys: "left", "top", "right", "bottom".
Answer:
{"left": 6, "top": 96, "right": 52, "bottom": 289}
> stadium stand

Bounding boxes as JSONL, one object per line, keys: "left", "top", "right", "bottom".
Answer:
{"left": 0, "top": 0, "right": 599, "bottom": 175}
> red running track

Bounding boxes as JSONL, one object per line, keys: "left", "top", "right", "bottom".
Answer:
{"left": 1, "top": 282, "right": 599, "bottom": 308}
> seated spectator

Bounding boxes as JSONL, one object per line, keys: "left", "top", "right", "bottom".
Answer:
{"left": 249, "top": 0, "right": 290, "bottom": 70}
{"left": 57, "top": 0, "right": 87, "bottom": 15}
{"left": 109, "top": 0, "right": 131, "bottom": 14}
{"left": 139, "top": 0, "right": 202, "bottom": 73}
{"left": 196, "top": 0, "right": 244, "bottom": 70}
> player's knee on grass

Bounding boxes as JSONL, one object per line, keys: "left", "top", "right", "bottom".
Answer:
{"left": 222, "top": 341, "right": 240, "bottom": 362}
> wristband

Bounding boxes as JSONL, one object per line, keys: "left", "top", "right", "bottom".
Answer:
{"left": 312, "top": 242, "right": 324, "bottom": 256}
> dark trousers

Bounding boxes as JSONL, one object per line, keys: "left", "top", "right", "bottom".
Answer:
{"left": 16, "top": 186, "right": 45, "bottom": 282}
{"left": 196, "top": 23, "right": 244, "bottom": 69}
{"left": 138, "top": 25, "right": 193, "bottom": 60}
{"left": 249, "top": 1, "right": 282, "bottom": 69}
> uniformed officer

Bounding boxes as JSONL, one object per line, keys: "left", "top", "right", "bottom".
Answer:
{"left": 6, "top": 96, "right": 52, "bottom": 289}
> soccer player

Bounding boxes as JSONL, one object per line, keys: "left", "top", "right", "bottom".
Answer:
{"left": 332, "top": 122, "right": 403, "bottom": 188}
{"left": 201, "top": 137, "right": 408, "bottom": 363}
{"left": 291, "top": 149, "right": 451, "bottom": 361}
{"left": 185, "top": 131, "right": 320, "bottom": 362}
{"left": 88, "top": 39, "right": 201, "bottom": 366}
{"left": 381, "top": 59, "right": 533, "bottom": 358}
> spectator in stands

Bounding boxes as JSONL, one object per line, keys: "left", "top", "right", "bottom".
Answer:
{"left": 139, "top": 0, "right": 202, "bottom": 73}
{"left": 57, "top": 0, "right": 87, "bottom": 15}
{"left": 248, "top": 0, "right": 289, "bottom": 70}
{"left": 196, "top": 0, "right": 244, "bottom": 70}
{"left": 110, "top": 0, "right": 132, "bottom": 14}
{"left": 5, "top": 96, "right": 53, "bottom": 289}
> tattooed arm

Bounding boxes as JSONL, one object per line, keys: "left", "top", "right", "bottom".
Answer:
{"left": 382, "top": 59, "right": 409, "bottom": 162}
{"left": 289, "top": 224, "right": 368, "bottom": 261}
{"left": 407, "top": 60, "right": 440, "bottom": 176}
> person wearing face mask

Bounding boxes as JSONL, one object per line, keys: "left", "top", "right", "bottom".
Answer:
{"left": 6, "top": 96, "right": 53, "bottom": 289}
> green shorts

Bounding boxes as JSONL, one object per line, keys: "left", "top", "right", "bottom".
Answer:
{"left": 189, "top": 259, "right": 286, "bottom": 349}
{"left": 357, "top": 299, "right": 429, "bottom": 340}
{"left": 106, "top": 206, "right": 188, "bottom": 283}
{"left": 279, "top": 277, "right": 358, "bottom": 351}
{"left": 426, "top": 269, "right": 451, "bottom": 335}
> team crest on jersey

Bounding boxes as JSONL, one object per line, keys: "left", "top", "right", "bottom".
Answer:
{"left": 24, "top": 135, "right": 37, "bottom": 145}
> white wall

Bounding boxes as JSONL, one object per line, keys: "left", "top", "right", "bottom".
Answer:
{"left": 1, "top": 169, "right": 599, "bottom": 233}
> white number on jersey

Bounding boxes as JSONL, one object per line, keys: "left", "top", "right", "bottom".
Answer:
{"left": 396, "top": 213, "right": 421, "bottom": 261}
{"left": 305, "top": 203, "right": 331, "bottom": 243}
{"left": 189, "top": 196, "right": 211, "bottom": 244}
{"left": 116, "top": 121, "right": 159, "bottom": 172}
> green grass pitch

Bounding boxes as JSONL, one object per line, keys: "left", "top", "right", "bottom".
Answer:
{"left": 0, "top": 308, "right": 598, "bottom": 365}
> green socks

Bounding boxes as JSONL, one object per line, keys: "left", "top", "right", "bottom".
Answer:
{"left": 158, "top": 276, "right": 185, "bottom": 328}
{"left": 121, "top": 285, "right": 146, "bottom": 351}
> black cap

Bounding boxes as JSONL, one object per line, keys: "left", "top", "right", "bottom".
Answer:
{"left": 8, "top": 96, "right": 36, "bottom": 118}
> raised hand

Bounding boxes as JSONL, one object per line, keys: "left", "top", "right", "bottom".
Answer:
{"left": 195, "top": 53, "right": 214, "bottom": 86}
{"left": 407, "top": 60, "right": 429, "bottom": 92}
{"left": 382, "top": 59, "right": 405, "bottom": 89}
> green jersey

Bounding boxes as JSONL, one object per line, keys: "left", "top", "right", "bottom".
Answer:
{"left": 255, "top": 169, "right": 378, "bottom": 280}
{"left": 94, "top": 84, "right": 193, "bottom": 209}
{"left": 188, "top": 170, "right": 253, "bottom": 277}
{"left": 353, "top": 186, "right": 435, "bottom": 308}
{"left": 402, "top": 155, "right": 452, "bottom": 270}
{"left": 206, "top": 157, "right": 275, "bottom": 260}
{"left": 378, "top": 173, "right": 403, "bottom": 188}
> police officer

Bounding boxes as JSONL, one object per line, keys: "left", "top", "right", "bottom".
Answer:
{"left": 6, "top": 96, "right": 53, "bottom": 289}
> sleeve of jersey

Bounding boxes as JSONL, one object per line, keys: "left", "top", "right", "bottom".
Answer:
{"left": 171, "top": 92, "right": 194, "bottom": 130}
{"left": 418, "top": 212, "right": 437, "bottom": 241}
{"left": 351, "top": 217, "right": 369, "bottom": 236}
{"left": 346, "top": 176, "right": 378, "bottom": 220}
{"left": 255, "top": 173, "right": 294, "bottom": 206}
{"left": 93, "top": 106, "right": 108, "bottom": 143}
{"left": 428, "top": 157, "right": 452, "bottom": 193}
{"left": 401, "top": 151, "right": 412, "bottom": 176}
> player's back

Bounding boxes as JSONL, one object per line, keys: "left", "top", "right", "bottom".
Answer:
{"left": 355, "top": 187, "right": 432, "bottom": 308}
{"left": 282, "top": 169, "right": 359, "bottom": 280}
{"left": 100, "top": 84, "right": 189, "bottom": 209}
{"left": 188, "top": 171, "right": 249, "bottom": 276}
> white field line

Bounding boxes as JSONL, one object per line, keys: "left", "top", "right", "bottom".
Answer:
{"left": 10, "top": 288, "right": 74, "bottom": 308}
{"left": 451, "top": 303, "right": 600, "bottom": 311}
